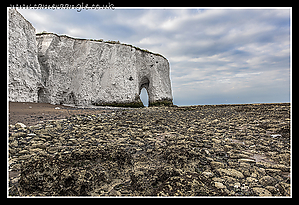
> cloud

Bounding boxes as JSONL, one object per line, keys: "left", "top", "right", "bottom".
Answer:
{"left": 16, "top": 8, "right": 291, "bottom": 105}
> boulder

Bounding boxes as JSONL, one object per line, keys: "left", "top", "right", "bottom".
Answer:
{"left": 217, "top": 168, "right": 244, "bottom": 179}
{"left": 252, "top": 187, "right": 272, "bottom": 196}
{"left": 259, "top": 175, "right": 276, "bottom": 187}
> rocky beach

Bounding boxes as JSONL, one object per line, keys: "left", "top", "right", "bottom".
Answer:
{"left": 8, "top": 103, "right": 291, "bottom": 196}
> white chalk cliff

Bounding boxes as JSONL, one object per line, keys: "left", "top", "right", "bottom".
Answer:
{"left": 8, "top": 9, "right": 173, "bottom": 107}
{"left": 8, "top": 9, "right": 42, "bottom": 102}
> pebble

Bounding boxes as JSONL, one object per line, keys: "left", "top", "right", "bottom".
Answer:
{"left": 8, "top": 103, "right": 290, "bottom": 196}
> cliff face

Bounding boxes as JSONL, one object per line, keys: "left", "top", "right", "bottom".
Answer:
{"left": 8, "top": 9, "right": 173, "bottom": 107}
{"left": 8, "top": 9, "right": 42, "bottom": 102}
{"left": 36, "top": 33, "right": 173, "bottom": 106}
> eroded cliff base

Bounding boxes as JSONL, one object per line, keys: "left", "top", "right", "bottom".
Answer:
{"left": 9, "top": 103, "right": 290, "bottom": 196}
{"left": 93, "top": 98, "right": 174, "bottom": 108}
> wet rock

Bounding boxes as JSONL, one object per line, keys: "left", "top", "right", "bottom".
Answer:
{"left": 8, "top": 103, "right": 290, "bottom": 196}
{"left": 210, "top": 161, "right": 225, "bottom": 169}
{"left": 217, "top": 168, "right": 244, "bottom": 179}
{"left": 265, "top": 186, "right": 279, "bottom": 195}
{"left": 252, "top": 187, "right": 272, "bottom": 196}
{"left": 265, "top": 169, "right": 282, "bottom": 177}
{"left": 275, "top": 182, "right": 291, "bottom": 196}
{"left": 259, "top": 176, "right": 276, "bottom": 187}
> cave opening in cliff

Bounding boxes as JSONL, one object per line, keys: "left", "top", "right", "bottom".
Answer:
{"left": 37, "top": 87, "right": 49, "bottom": 103}
{"left": 64, "top": 92, "right": 76, "bottom": 105}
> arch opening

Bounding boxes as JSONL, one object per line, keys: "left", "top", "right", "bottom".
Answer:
{"left": 139, "top": 76, "right": 150, "bottom": 107}
{"left": 140, "top": 87, "right": 149, "bottom": 107}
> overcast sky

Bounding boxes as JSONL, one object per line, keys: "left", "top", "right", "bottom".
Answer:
{"left": 17, "top": 8, "right": 291, "bottom": 106}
